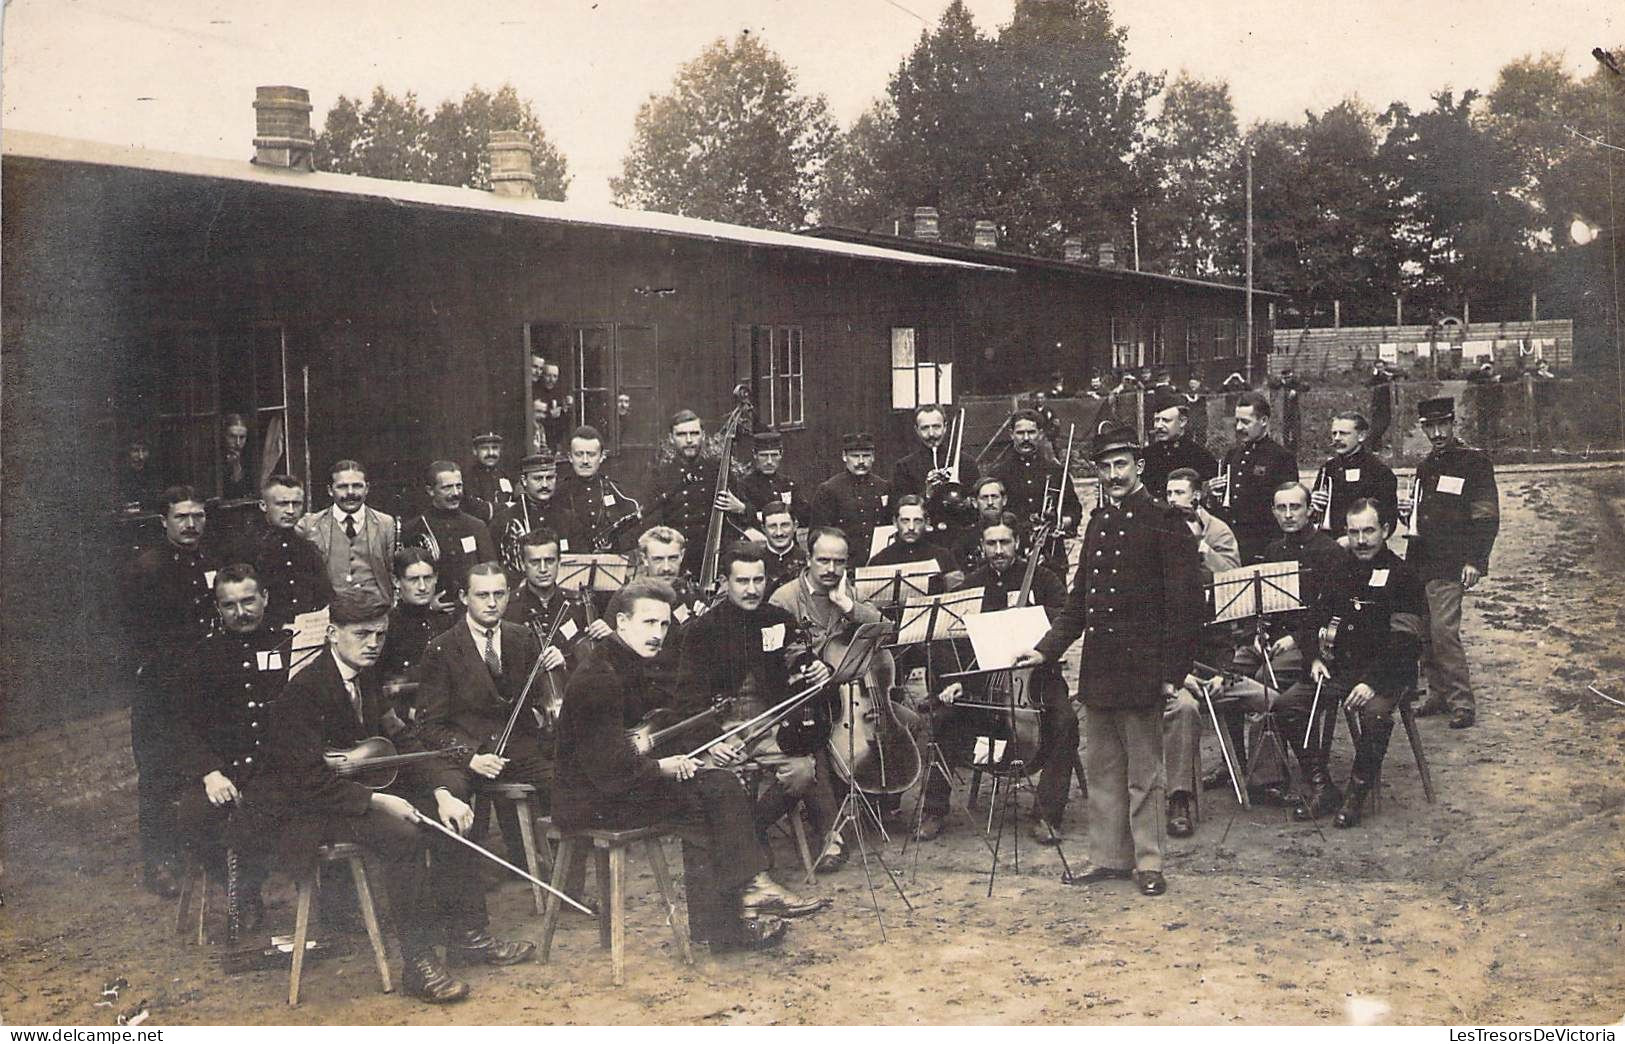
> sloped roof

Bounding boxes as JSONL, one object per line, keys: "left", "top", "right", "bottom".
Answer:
{"left": 1, "top": 130, "right": 1007, "bottom": 272}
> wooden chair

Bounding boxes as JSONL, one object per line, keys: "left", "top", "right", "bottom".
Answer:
{"left": 537, "top": 819, "right": 693, "bottom": 987}
{"left": 475, "top": 781, "right": 551, "bottom": 914}
{"left": 1341, "top": 691, "right": 1437, "bottom": 813}
{"left": 288, "top": 842, "right": 392, "bottom": 1007}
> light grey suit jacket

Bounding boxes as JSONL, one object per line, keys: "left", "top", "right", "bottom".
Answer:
{"left": 295, "top": 506, "right": 398, "bottom": 602}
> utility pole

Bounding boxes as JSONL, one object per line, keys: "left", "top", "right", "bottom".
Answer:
{"left": 1131, "top": 207, "right": 1141, "bottom": 271}
{"left": 1245, "top": 148, "right": 1255, "bottom": 385}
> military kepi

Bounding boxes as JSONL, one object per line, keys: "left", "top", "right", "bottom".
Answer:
{"left": 518, "top": 453, "right": 557, "bottom": 473}
{"left": 1091, "top": 422, "right": 1140, "bottom": 460}
{"left": 752, "top": 431, "right": 783, "bottom": 448}
{"left": 1418, "top": 397, "right": 1455, "bottom": 422}
{"left": 841, "top": 432, "right": 875, "bottom": 451}
{"left": 472, "top": 430, "right": 504, "bottom": 445}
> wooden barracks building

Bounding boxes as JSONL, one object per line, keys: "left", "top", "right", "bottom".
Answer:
{"left": 0, "top": 86, "right": 1268, "bottom": 725}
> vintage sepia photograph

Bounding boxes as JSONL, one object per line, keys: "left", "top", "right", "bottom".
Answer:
{"left": 1, "top": 0, "right": 1622, "bottom": 1029}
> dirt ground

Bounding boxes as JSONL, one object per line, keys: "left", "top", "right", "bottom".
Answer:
{"left": 2, "top": 469, "right": 1622, "bottom": 1026}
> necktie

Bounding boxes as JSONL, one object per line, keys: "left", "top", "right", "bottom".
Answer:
{"left": 344, "top": 514, "right": 358, "bottom": 541}
{"left": 345, "top": 677, "right": 365, "bottom": 725}
{"left": 483, "top": 628, "right": 502, "bottom": 677}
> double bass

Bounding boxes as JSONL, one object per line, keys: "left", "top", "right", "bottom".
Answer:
{"left": 697, "top": 385, "right": 753, "bottom": 595}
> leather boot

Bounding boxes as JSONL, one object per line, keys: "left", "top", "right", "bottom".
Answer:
{"left": 1293, "top": 772, "right": 1342, "bottom": 822}
{"left": 710, "top": 914, "right": 788, "bottom": 954}
{"left": 1333, "top": 777, "right": 1369, "bottom": 829}
{"left": 445, "top": 927, "right": 536, "bottom": 966}
{"left": 739, "top": 873, "right": 828, "bottom": 918}
{"left": 142, "top": 861, "right": 180, "bottom": 900}
{"left": 401, "top": 951, "right": 471, "bottom": 1003}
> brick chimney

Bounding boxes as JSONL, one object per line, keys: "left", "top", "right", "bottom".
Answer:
{"left": 252, "top": 86, "right": 314, "bottom": 171}
{"left": 913, "top": 206, "right": 940, "bottom": 241}
{"left": 973, "top": 220, "right": 998, "bottom": 249}
{"left": 488, "top": 130, "right": 536, "bottom": 199}
{"left": 1063, "top": 235, "right": 1085, "bottom": 263}
{"left": 1096, "top": 240, "right": 1117, "bottom": 268}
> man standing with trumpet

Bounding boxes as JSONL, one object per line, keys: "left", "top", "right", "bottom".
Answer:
{"left": 1309, "top": 411, "right": 1398, "bottom": 539}
{"left": 1211, "top": 391, "right": 1300, "bottom": 565}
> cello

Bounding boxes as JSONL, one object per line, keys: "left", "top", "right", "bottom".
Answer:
{"left": 697, "top": 385, "right": 753, "bottom": 596}
{"left": 817, "top": 611, "right": 922, "bottom": 797}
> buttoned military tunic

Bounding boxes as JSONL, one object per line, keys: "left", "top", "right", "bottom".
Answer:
{"left": 1215, "top": 434, "right": 1300, "bottom": 563}
{"left": 401, "top": 507, "right": 496, "bottom": 601}
{"left": 890, "top": 448, "right": 981, "bottom": 505}
{"left": 1408, "top": 439, "right": 1499, "bottom": 584}
{"left": 376, "top": 603, "right": 457, "bottom": 689}
{"left": 230, "top": 521, "right": 332, "bottom": 630}
{"left": 992, "top": 450, "right": 1083, "bottom": 529}
{"left": 1311, "top": 447, "right": 1398, "bottom": 535}
{"left": 173, "top": 626, "right": 290, "bottom": 785}
{"left": 1294, "top": 546, "right": 1426, "bottom": 697}
{"left": 465, "top": 461, "right": 517, "bottom": 524}
{"left": 557, "top": 473, "right": 641, "bottom": 552}
{"left": 492, "top": 494, "right": 581, "bottom": 574}
{"left": 808, "top": 471, "right": 891, "bottom": 566}
{"left": 1140, "top": 434, "right": 1219, "bottom": 501}
{"left": 762, "top": 543, "right": 809, "bottom": 593}
{"left": 737, "top": 468, "right": 804, "bottom": 525}
{"left": 124, "top": 542, "right": 220, "bottom": 672}
{"left": 648, "top": 455, "right": 715, "bottom": 562}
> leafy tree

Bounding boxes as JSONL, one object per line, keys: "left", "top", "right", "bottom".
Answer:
{"left": 610, "top": 33, "right": 838, "bottom": 229}
{"left": 1147, "top": 73, "right": 1242, "bottom": 278}
{"left": 314, "top": 83, "right": 570, "bottom": 199}
{"left": 815, "top": 101, "right": 900, "bottom": 230}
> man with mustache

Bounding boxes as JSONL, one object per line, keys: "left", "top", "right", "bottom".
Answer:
{"left": 1163, "top": 469, "right": 1240, "bottom": 578}
{"left": 123, "top": 485, "right": 218, "bottom": 896}
{"left": 402, "top": 461, "right": 497, "bottom": 604}
{"left": 227, "top": 473, "right": 332, "bottom": 631}
{"left": 555, "top": 578, "right": 799, "bottom": 953}
{"left": 1211, "top": 391, "right": 1300, "bottom": 564}
{"left": 1141, "top": 392, "right": 1219, "bottom": 502}
{"left": 1014, "top": 424, "right": 1203, "bottom": 897}
{"left": 808, "top": 432, "right": 890, "bottom": 567}
{"left": 1404, "top": 397, "right": 1500, "bottom": 730}
{"left": 736, "top": 430, "right": 805, "bottom": 527}
{"left": 991, "top": 409, "right": 1082, "bottom": 568}
{"left": 493, "top": 452, "right": 580, "bottom": 574}
{"left": 1308, "top": 411, "right": 1398, "bottom": 540}
{"left": 296, "top": 459, "right": 400, "bottom": 604}
{"left": 1277, "top": 499, "right": 1428, "bottom": 827}
{"left": 648, "top": 409, "right": 747, "bottom": 578}
{"left": 868, "top": 495, "right": 961, "bottom": 590}
{"left": 890, "top": 405, "right": 980, "bottom": 533}
{"left": 464, "top": 431, "right": 516, "bottom": 525}
{"left": 951, "top": 477, "right": 1028, "bottom": 577}
{"left": 556, "top": 426, "right": 641, "bottom": 553}
{"left": 758, "top": 502, "right": 808, "bottom": 593}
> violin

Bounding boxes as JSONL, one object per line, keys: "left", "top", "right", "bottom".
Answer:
{"left": 626, "top": 698, "right": 735, "bottom": 758}
{"left": 324, "top": 736, "right": 473, "bottom": 791}
{"left": 524, "top": 594, "right": 581, "bottom": 729}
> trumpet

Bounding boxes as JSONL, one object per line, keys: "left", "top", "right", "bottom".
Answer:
{"left": 1402, "top": 473, "right": 1423, "bottom": 535}
{"left": 1312, "top": 464, "right": 1335, "bottom": 530}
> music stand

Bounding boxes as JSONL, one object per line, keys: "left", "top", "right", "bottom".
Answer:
{"left": 287, "top": 607, "right": 330, "bottom": 677}
{"left": 817, "top": 622, "right": 915, "bottom": 937}
{"left": 558, "top": 553, "right": 630, "bottom": 595}
{"left": 853, "top": 561, "right": 939, "bottom": 610}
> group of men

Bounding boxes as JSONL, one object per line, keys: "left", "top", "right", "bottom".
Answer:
{"left": 119, "top": 385, "right": 1498, "bottom": 1003}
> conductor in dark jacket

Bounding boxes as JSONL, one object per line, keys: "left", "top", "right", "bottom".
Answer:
{"left": 229, "top": 589, "right": 533, "bottom": 1004}
{"left": 554, "top": 578, "right": 799, "bottom": 953}
{"left": 1015, "top": 423, "right": 1203, "bottom": 897}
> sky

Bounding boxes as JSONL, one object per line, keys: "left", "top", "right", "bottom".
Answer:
{"left": 2, "top": 0, "right": 1621, "bottom": 206}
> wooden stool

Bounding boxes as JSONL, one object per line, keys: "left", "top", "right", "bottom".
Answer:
{"left": 1341, "top": 692, "right": 1437, "bottom": 814}
{"left": 476, "top": 782, "right": 551, "bottom": 914}
{"left": 289, "top": 842, "right": 392, "bottom": 1007}
{"left": 174, "top": 860, "right": 210, "bottom": 945}
{"left": 785, "top": 804, "right": 817, "bottom": 887}
{"left": 537, "top": 819, "right": 693, "bottom": 987}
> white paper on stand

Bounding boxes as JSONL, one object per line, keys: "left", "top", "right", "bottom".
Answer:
{"left": 964, "top": 606, "right": 1051, "bottom": 670}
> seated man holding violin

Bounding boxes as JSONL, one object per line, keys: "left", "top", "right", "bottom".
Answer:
{"left": 226, "top": 589, "right": 534, "bottom": 1005}
{"left": 556, "top": 578, "right": 817, "bottom": 952}
{"left": 502, "top": 527, "right": 597, "bottom": 673}
{"left": 920, "top": 519, "right": 1078, "bottom": 846}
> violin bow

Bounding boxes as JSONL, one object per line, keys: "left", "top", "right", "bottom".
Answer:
{"left": 408, "top": 810, "right": 591, "bottom": 914}
{"left": 684, "top": 676, "right": 828, "bottom": 760}
{"left": 494, "top": 632, "right": 555, "bottom": 758}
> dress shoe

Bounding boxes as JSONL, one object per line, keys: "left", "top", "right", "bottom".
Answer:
{"left": 1333, "top": 786, "right": 1368, "bottom": 829}
{"left": 1061, "top": 863, "right": 1132, "bottom": 886}
{"left": 1133, "top": 870, "right": 1168, "bottom": 896}
{"left": 710, "top": 914, "right": 788, "bottom": 954}
{"left": 1448, "top": 707, "right": 1476, "bottom": 730}
{"left": 1029, "top": 818, "right": 1063, "bottom": 846}
{"left": 1246, "top": 783, "right": 1294, "bottom": 808}
{"left": 445, "top": 927, "right": 536, "bottom": 966}
{"left": 142, "top": 862, "right": 180, "bottom": 900}
{"left": 814, "top": 838, "right": 849, "bottom": 873}
{"left": 1292, "top": 777, "right": 1342, "bottom": 822}
{"left": 1167, "top": 793, "right": 1195, "bottom": 838}
{"left": 1414, "top": 692, "right": 1447, "bottom": 717}
{"left": 915, "top": 815, "right": 944, "bottom": 842}
{"left": 401, "top": 952, "right": 471, "bottom": 1004}
{"left": 739, "top": 873, "right": 829, "bottom": 918}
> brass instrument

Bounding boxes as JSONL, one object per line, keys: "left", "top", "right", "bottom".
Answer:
{"left": 1313, "top": 463, "right": 1335, "bottom": 531}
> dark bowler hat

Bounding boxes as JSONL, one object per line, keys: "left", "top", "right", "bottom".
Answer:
{"left": 752, "top": 431, "right": 783, "bottom": 449}
{"left": 1091, "top": 422, "right": 1141, "bottom": 460}
{"left": 518, "top": 453, "right": 557, "bottom": 474}
{"left": 1418, "top": 397, "right": 1456, "bottom": 422}
{"left": 472, "top": 431, "right": 504, "bottom": 445}
{"left": 841, "top": 432, "right": 876, "bottom": 451}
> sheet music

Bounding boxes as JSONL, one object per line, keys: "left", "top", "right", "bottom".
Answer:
{"left": 894, "top": 587, "right": 983, "bottom": 645}
{"left": 287, "top": 607, "right": 329, "bottom": 677}
{"left": 558, "top": 553, "right": 631, "bottom": 592}
{"left": 853, "top": 560, "right": 940, "bottom": 604}
{"left": 1210, "top": 561, "right": 1303, "bottom": 623}
{"left": 965, "top": 606, "right": 1051, "bottom": 669}
{"left": 868, "top": 525, "right": 897, "bottom": 560}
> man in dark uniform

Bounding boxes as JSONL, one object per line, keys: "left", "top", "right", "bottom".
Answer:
{"left": 1182, "top": 378, "right": 1209, "bottom": 446}
{"left": 464, "top": 431, "right": 516, "bottom": 525}
{"left": 376, "top": 549, "right": 457, "bottom": 710}
{"left": 123, "top": 485, "right": 218, "bottom": 896}
{"left": 532, "top": 359, "right": 572, "bottom": 453}
{"left": 950, "top": 477, "right": 1029, "bottom": 576}
{"left": 555, "top": 578, "right": 803, "bottom": 953}
{"left": 493, "top": 452, "right": 579, "bottom": 573}
{"left": 759, "top": 502, "right": 808, "bottom": 592}
{"left": 503, "top": 528, "right": 594, "bottom": 680}
{"left": 229, "top": 589, "right": 533, "bottom": 1003}
{"left": 402, "top": 461, "right": 497, "bottom": 604}
{"left": 227, "top": 473, "right": 332, "bottom": 631}
{"left": 1277, "top": 499, "right": 1428, "bottom": 827}
{"left": 1142, "top": 391, "right": 1219, "bottom": 501}
{"left": 920, "top": 520, "right": 1077, "bottom": 844}
{"left": 808, "top": 432, "right": 890, "bottom": 567}
{"left": 1015, "top": 424, "right": 1203, "bottom": 897}
{"left": 172, "top": 565, "right": 289, "bottom": 929}
{"left": 1405, "top": 396, "right": 1499, "bottom": 729}
{"left": 869, "top": 495, "right": 960, "bottom": 585}
{"left": 1308, "top": 411, "right": 1398, "bottom": 537}
{"left": 890, "top": 405, "right": 980, "bottom": 538}
{"left": 557, "top": 426, "right": 641, "bottom": 553}
{"left": 1267, "top": 367, "right": 1308, "bottom": 453}
{"left": 1212, "top": 391, "right": 1300, "bottom": 564}
{"left": 736, "top": 431, "right": 804, "bottom": 525}
{"left": 993, "top": 409, "right": 1082, "bottom": 572}
{"left": 648, "top": 409, "right": 748, "bottom": 578}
